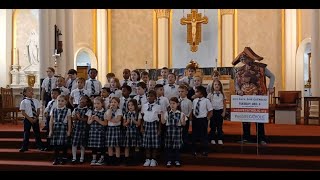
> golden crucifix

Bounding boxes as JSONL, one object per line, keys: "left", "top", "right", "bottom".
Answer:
{"left": 180, "top": 9, "right": 208, "bottom": 52}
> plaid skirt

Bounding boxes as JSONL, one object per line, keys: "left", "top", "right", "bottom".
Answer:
{"left": 105, "top": 126, "right": 121, "bottom": 147}
{"left": 72, "top": 127, "right": 87, "bottom": 147}
{"left": 123, "top": 125, "right": 142, "bottom": 147}
{"left": 87, "top": 127, "right": 105, "bottom": 148}
{"left": 50, "top": 122, "right": 68, "bottom": 146}
{"left": 165, "top": 126, "right": 183, "bottom": 149}
{"left": 142, "top": 121, "right": 160, "bottom": 149}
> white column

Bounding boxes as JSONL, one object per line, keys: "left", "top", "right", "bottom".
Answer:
{"left": 56, "top": 9, "right": 66, "bottom": 76}
{"left": 97, "top": 9, "right": 107, "bottom": 84}
{"left": 221, "top": 10, "right": 234, "bottom": 67}
{"left": 285, "top": 9, "right": 297, "bottom": 90}
{"left": 155, "top": 9, "right": 170, "bottom": 68}
{"left": 39, "top": 9, "right": 50, "bottom": 79}
{"left": 65, "top": 9, "right": 74, "bottom": 73}
{"left": 311, "top": 9, "right": 320, "bottom": 96}
{"left": 0, "top": 9, "right": 12, "bottom": 88}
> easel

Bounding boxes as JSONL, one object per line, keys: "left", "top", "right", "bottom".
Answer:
{"left": 239, "top": 121, "right": 261, "bottom": 156}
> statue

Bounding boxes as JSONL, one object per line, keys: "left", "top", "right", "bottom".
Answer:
{"left": 181, "top": 9, "right": 208, "bottom": 52}
{"left": 25, "top": 30, "right": 39, "bottom": 67}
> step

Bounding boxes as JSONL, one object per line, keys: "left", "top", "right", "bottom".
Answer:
{"left": 1, "top": 149, "right": 320, "bottom": 170}
{"left": 2, "top": 138, "right": 320, "bottom": 156}
{"left": 1, "top": 130, "right": 320, "bottom": 144}
{"left": 0, "top": 160, "right": 314, "bottom": 171}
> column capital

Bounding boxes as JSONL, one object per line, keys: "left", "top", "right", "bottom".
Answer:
{"left": 154, "top": 9, "right": 171, "bottom": 19}
{"left": 220, "top": 9, "right": 235, "bottom": 16}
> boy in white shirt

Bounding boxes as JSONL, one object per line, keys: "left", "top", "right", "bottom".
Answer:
{"left": 164, "top": 73, "right": 179, "bottom": 100}
{"left": 156, "top": 67, "right": 169, "bottom": 85}
{"left": 85, "top": 68, "right": 102, "bottom": 98}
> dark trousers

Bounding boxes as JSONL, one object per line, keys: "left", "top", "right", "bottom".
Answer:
{"left": 209, "top": 109, "right": 224, "bottom": 140}
{"left": 191, "top": 117, "right": 208, "bottom": 153}
{"left": 182, "top": 118, "right": 190, "bottom": 149}
{"left": 45, "top": 116, "right": 51, "bottom": 148}
{"left": 53, "top": 145, "right": 68, "bottom": 159}
{"left": 165, "top": 148, "right": 180, "bottom": 162}
{"left": 242, "top": 122, "right": 266, "bottom": 142}
{"left": 22, "top": 118, "right": 43, "bottom": 149}
{"left": 44, "top": 92, "right": 52, "bottom": 107}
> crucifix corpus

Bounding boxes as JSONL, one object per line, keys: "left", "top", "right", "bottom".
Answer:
{"left": 180, "top": 9, "right": 208, "bottom": 52}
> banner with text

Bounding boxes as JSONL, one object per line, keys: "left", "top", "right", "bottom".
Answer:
{"left": 230, "top": 95, "right": 269, "bottom": 123}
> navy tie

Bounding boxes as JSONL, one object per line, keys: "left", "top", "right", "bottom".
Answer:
{"left": 195, "top": 99, "right": 201, "bottom": 117}
{"left": 29, "top": 99, "right": 37, "bottom": 118}
{"left": 48, "top": 78, "right": 52, "bottom": 93}
{"left": 91, "top": 79, "right": 96, "bottom": 95}
{"left": 68, "top": 79, "right": 74, "bottom": 92}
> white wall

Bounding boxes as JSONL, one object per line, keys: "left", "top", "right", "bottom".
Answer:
{"left": 0, "top": 9, "right": 12, "bottom": 87}
{"left": 172, "top": 9, "right": 218, "bottom": 68}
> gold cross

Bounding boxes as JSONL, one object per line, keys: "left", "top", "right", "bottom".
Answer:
{"left": 180, "top": 9, "right": 208, "bottom": 52}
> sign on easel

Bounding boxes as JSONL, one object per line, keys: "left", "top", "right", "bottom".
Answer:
{"left": 230, "top": 95, "right": 269, "bottom": 123}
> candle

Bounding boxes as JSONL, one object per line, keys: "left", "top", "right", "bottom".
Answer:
{"left": 17, "top": 49, "right": 19, "bottom": 65}
{"left": 13, "top": 48, "right": 18, "bottom": 65}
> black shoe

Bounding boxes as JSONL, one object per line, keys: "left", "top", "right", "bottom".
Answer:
{"left": 202, "top": 152, "right": 208, "bottom": 156}
{"left": 19, "top": 148, "right": 28, "bottom": 152}
{"left": 39, "top": 147, "right": 47, "bottom": 151}
{"left": 71, "top": 159, "right": 77, "bottom": 164}
{"left": 60, "top": 158, "right": 67, "bottom": 165}
{"left": 192, "top": 152, "right": 197, "bottom": 156}
{"left": 52, "top": 159, "right": 59, "bottom": 165}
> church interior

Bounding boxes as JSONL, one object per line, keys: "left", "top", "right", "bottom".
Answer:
{"left": 0, "top": 9, "right": 320, "bottom": 171}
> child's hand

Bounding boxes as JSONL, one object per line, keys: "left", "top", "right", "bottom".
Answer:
{"left": 141, "top": 127, "right": 145, "bottom": 134}
{"left": 76, "top": 113, "right": 81, "bottom": 120}
{"left": 157, "top": 130, "right": 161, "bottom": 136}
{"left": 222, "top": 111, "right": 226, "bottom": 118}
{"left": 67, "top": 131, "right": 71, "bottom": 137}
{"left": 48, "top": 131, "right": 52, "bottom": 138}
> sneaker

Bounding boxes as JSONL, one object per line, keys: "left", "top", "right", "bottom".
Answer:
{"left": 260, "top": 141, "right": 267, "bottom": 145}
{"left": 210, "top": 140, "right": 216, "bottom": 145}
{"left": 150, "top": 159, "right": 158, "bottom": 167}
{"left": 90, "top": 159, "right": 97, "bottom": 166}
{"left": 71, "top": 159, "right": 77, "bottom": 164}
{"left": 79, "top": 159, "right": 84, "bottom": 164}
{"left": 166, "top": 161, "right": 172, "bottom": 168}
{"left": 143, "top": 159, "right": 151, "bottom": 167}
{"left": 59, "top": 158, "right": 67, "bottom": 165}
{"left": 238, "top": 139, "right": 249, "bottom": 144}
{"left": 96, "top": 158, "right": 105, "bottom": 165}
{"left": 175, "top": 161, "right": 181, "bottom": 167}
{"left": 218, "top": 140, "right": 223, "bottom": 145}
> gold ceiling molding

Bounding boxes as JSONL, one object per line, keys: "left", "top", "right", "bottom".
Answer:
{"left": 154, "top": 9, "right": 171, "bottom": 19}
{"left": 220, "top": 9, "right": 235, "bottom": 16}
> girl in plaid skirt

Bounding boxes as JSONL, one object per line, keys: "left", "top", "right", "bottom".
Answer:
{"left": 49, "top": 95, "right": 72, "bottom": 165}
{"left": 161, "top": 97, "right": 187, "bottom": 167}
{"left": 141, "top": 90, "right": 162, "bottom": 167}
{"left": 105, "top": 97, "right": 123, "bottom": 165}
{"left": 123, "top": 99, "right": 142, "bottom": 165}
{"left": 71, "top": 95, "right": 92, "bottom": 164}
{"left": 87, "top": 97, "right": 106, "bottom": 166}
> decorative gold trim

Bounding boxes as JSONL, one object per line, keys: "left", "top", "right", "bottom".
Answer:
{"left": 281, "top": 9, "right": 286, "bottom": 90}
{"left": 220, "top": 9, "right": 235, "bottom": 16}
{"left": 234, "top": 9, "right": 238, "bottom": 58}
{"left": 168, "top": 10, "right": 172, "bottom": 68}
{"left": 92, "top": 9, "right": 97, "bottom": 56}
{"left": 107, "top": 9, "right": 112, "bottom": 73}
{"left": 297, "top": 9, "right": 301, "bottom": 48}
{"left": 155, "top": 9, "right": 171, "bottom": 19}
{"left": 153, "top": 10, "right": 158, "bottom": 69}
{"left": 218, "top": 9, "right": 222, "bottom": 67}
{"left": 12, "top": 9, "right": 17, "bottom": 65}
